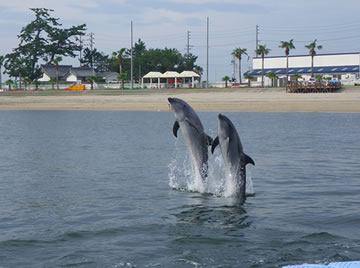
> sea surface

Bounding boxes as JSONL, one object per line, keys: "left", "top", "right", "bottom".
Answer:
{"left": 0, "top": 111, "right": 359, "bottom": 268}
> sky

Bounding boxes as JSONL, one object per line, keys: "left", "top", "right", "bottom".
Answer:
{"left": 1, "top": 0, "right": 360, "bottom": 82}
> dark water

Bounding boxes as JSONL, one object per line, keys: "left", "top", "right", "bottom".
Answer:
{"left": 0, "top": 111, "right": 359, "bottom": 268}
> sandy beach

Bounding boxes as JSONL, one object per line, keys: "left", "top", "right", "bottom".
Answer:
{"left": 0, "top": 88, "right": 360, "bottom": 112}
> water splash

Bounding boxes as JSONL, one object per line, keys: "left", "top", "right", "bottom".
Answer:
{"left": 168, "top": 141, "right": 255, "bottom": 198}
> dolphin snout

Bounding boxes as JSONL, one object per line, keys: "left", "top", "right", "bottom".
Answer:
{"left": 168, "top": 97, "right": 173, "bottom": 103}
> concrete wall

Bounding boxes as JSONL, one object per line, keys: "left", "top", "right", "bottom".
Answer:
{"left": 253, "top": 53, "right": 360, "bottom": 69}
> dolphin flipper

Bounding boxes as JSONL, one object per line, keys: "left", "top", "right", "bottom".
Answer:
{"left": 173, "top": 121, "right": 179, "bottom": 137}
{"left": 207, "top": 135, "right": 213, "bottom": 146}
{"left": 211, "top": 136, "right": 219, "bottom": 154}
{"left": 243, "top": 153, "right": 255, "bottom": 166}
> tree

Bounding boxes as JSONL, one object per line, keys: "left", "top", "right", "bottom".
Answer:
{"left": 244, "top": 74, "right": 254, "bottom": 87}
{"left": 0, "top": 55, "right": 3, "bottom": 89}
{"left": 113, "top": 48, "right": 127, "bottom": 77}
{"left": 279, "top": 39, "right": 295, "bottom": 89}
{"left": 49, "top": 78, "right": 56, "bottom": 90}
{"left": 255, "top": 44, "right": 271, "bottom": 88}
{"left": 52, "top": 56, "right": 62, "bottom": 90}
{"left": 305, "top": 39, "right": 322, "bottom": 77}
{"left": 23, "top": 77, "right": 31, "bottom": 90}
{"left": 118, "top": 72, "right": 128, "bottom": 89}
{"left": 266, "top": 72, "right": 278, "bottom": 87}
{"left": 315, "top": 74, "right": 323, "bottom": 82}
{"left": 81, "top": 48, "right": 110, "bottom": 72}
{"left": 194, "top": 66, "right": 203, "bottom": 88}
{"left": 5, "top": 79, "right": 13, "bottom": 91}
{"left": 231, "top": 48, "right": 247, "bottom": 83}
{"left": 222, "top": 76, "right": 231, "bottom": 88}
{"left": 291, "top": 73, "right": 302, "bottom": 83}
{"left": 3, "top": 8, "right": 86, "bottom": 81}
{"left": 33, "top": 79, "right": 40, "bottom": 90}
{"left": 87, "top": 75, "right": 98, "bottom": 90}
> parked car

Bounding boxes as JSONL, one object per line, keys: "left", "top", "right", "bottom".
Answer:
{"left": 306, "top": 77, "right": 316, "bottom": 85}
{"left": 328, "top": 79, "right": 339, "bottom": 84}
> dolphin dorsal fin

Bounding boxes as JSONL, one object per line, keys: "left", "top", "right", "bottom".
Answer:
{"left": 243, "top": 153, "right": 255, "bottom": 166}
{"left": 211, "top": 136, "right": 219, "bottom": 154}
{"left": 173, "top": 121, "right": 179, "bottom": 137}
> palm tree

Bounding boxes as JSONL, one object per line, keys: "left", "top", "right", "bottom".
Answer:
{"left": 49, "top": 78, "right": 56, "bottom": 91}
{"left": 279, "top": 39, "right": 295, "bottom": 89}
{"left": 118, "top": 72, "right": 127, "bottom": 89}
{"left": 255, "top": 44, "right": 271, "bottom": 88}
{"left": 266, "top": 72, "right": 278, "bottom": 87}
{"left": 5, "top": 79, "right": 13, "bottom": 91}
{"left": 52, "top": 56, "right": 62, "bottom": 90}
{"left": 231, "top": 48, "right": 247, "bottom": 83}
{"left": 87, "top": 75, "right": 98, "bottom": 90}
{"left": 113, "top": 49, "right": 127, "bottom": 89}
{"left": 113, "top": 48, "right": 126, "bottom": 75}
{"left": 33, "top": 80, "right": 40, "bottom": 91}
{"left": 291, "top": 73, "right": 302, "bottom": 83}
{"left": 244, "top": 74, "right": 254, "bottom": 87}
{"left": 23, "top": 77, "right": 31, "bottom": 91}
{"left": 305, "top": 40, "right": 322, "bottom": 77}
{"left": 194, "top": 66, "right": 203, "bottom": 88}
{"left": 0, "top": 55, "right": 4, "bottom": 90}
{"left": 222, "top": 76, "right": 231, "bottom": 88}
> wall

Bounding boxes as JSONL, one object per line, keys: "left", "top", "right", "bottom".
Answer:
{"left": 253, "top": 53, "right": 360, "bottom": 69}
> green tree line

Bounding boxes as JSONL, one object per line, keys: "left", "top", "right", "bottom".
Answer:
{"left": 1, "top": 8, "right": 201, "bottom": 85}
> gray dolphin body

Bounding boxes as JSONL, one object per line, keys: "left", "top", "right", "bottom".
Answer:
{"left": 211, "top": 114, "right": 255, "bottom": 203}
{"left": 168, "top": 98, "right": 213, "bottom": 179}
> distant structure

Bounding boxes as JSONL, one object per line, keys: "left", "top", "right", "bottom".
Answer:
{"left": 244, "top": 52, "right": 360, "bottom": 86}
{"left": 141, "top": 71, "right": 200, "bottom": 88}
{"left": 39, "top": 65, "right": 94, "bottom": 83}
{"left": 39, "top": 65, "right": 119, "bottom": 84}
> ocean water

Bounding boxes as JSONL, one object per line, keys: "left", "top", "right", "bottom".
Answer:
{"left": 0, "top": 111, "right": 359, "bottom": 268}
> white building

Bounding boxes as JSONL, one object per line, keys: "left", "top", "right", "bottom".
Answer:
{"left": 245, "top": 52, "right": 360, "bottom": 86}
{"left": 39, "top": 65, "right": 94, "bottom": 83}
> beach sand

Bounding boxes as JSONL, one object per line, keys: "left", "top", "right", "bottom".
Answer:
{"left": 0, "top": 88, "right": 359, "bottom": 112}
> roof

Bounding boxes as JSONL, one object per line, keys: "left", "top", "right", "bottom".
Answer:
{"left": 161, "top": 71, "right": 180, "bottom": 78}
{"left": 96, "top": 72, "right": 118, "bottom": 78}
{"left": 69, "top": 67, "right": 94, "bottom": 77}
{"left": 143, "top": 72, "right": 162, "bottom": 78}
{"left": 178, "top": 71, "right": 200, "bottom": 78}
{"left": 41, "top": 64, "right": 72, "bottom": 79}
{"left": 244, "top": 65, "right": 360, "bottom": 76}
{"left": 253, "top": 51, "right": 360, "bottom": 59}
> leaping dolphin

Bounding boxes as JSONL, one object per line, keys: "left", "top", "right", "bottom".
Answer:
{"left": 168, "top": 97, "right": 213, "bottom": 180}
{"left": 211, "top": 114, "right": 255, "bottom": 203}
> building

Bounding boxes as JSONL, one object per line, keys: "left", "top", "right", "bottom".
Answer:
{"left": 244, "top": 52, "right": 360, "bottom": 86}
{"left": 96, "top": 72, "right": 119, "bottom": 83}
{"left": 39, "top": 65, "right": 94, "bottom": 83}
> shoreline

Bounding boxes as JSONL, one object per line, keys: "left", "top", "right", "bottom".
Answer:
{"left": 0, "top": 87, "right": 360, "bottom": 112}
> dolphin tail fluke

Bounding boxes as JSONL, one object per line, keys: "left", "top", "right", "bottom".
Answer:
{"left": 211, "top": 136, "right": 219, "bottom": 154}
{"left": 207, "top": 135, "right": 213, "bottom": 146}
{"left": 243, "top": 153, "right": 255, "bottom": 166}
{"left": 173, "top": 121, "right": 179, "bottom": 137}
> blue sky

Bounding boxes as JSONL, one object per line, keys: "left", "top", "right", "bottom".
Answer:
{"left": 1, "top": 0, "right": 360, "bottom": 82}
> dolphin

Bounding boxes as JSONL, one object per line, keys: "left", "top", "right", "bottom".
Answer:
{"left": 168, "top": 97, "right": 213, "bottom": 180}
{"left": 211, "top": 114, "right": 255, "bottom": 202}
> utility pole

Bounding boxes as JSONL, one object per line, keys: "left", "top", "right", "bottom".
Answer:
{"left": 206, "top": 16, "right": 209, "bottom": 88}
{"left": 89, "top": 32, "right": 95, "bottom": 71}
{"left": 130, "top": 21, "right": 134, "bottom": 89}
{"left": 256, "top": 25, "right": 259, "bottom": 55}
{"left": 186, "top": 30, "right": 191, "bottom": 56}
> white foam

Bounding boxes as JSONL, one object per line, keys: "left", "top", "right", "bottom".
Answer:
{"left": 168, "top": 141, "right": 255, "bottom": 198}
